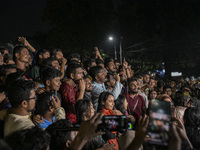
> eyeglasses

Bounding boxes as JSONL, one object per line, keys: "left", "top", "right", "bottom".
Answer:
{"left": 24, "top": 96, "right": 37, "bottom": 101}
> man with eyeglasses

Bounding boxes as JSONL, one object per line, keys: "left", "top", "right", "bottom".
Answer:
{"left": 4, "top": 79, "right": 36, "bottom": 137}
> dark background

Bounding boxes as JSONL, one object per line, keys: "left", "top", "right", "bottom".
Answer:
{"left": 1, "top": 0, "right": 200, "bottom": 77}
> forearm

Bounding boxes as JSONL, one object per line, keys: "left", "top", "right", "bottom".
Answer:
{"left": 77, "top": 91, "right": 84, "bottom": 100}
{"left": 126, "top": 68, "right": 131, "bottom": 79}
{"left": 70, "top": 133, "right": 88, "bottom": 150}
{"left": 27, "top": 43, "right": 36, "bottom": 53}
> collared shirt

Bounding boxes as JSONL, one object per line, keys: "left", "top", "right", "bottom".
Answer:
{"left": 37, "top": 117, "right": 55, "bottom": 129}
{"left": 125, "top": 93, "right": 145, "bottom": 119}
{"left": 92, "top": 81, "right": 123, "bottom": 110}
{"left": 138, "top": 90, "right": 149, "bottom": 108}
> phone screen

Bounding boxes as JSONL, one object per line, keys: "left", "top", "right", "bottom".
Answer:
{"left": 147, "top": 99, "right": 171, "bottom": 146}
{"left": 99, "top": 115, "right": 127, "bottom": 132}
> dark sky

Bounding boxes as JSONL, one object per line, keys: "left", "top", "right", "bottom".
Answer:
{"left": 0, "top": 0, "right": 48, "bottom": 42}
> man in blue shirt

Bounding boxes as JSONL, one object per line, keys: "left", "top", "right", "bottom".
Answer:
{"left": 89, "top": 66, "right": 123, "bottom": 110}
{"left": 35, "top": 91, "right": 65, "bottom": 129}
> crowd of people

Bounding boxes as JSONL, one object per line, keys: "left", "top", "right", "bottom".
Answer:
{"left": 0, "top": 37, "right": 200, "bottom": 150}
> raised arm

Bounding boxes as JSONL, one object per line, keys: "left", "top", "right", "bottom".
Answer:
{"left": 18, "top": 36, "right": 36, "bottom": 53}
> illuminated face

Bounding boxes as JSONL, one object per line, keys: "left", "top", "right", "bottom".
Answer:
{"left": 96, "top": 69, "right": 107, "bottom": 83}
{"left": 18, "top": 48, "right": 29, "bottom": 63}
{"left": 107, "top": 61, "right": 116, "bottom": 73}
{"left": 55, "top": 51, "right": 63, "bottom": 62}
{"left": 129, "top": 81, "right": 138, "bottom": 94}
{"left": 49, "top": 77, "right": 61, "bottom": 91}
{"left": 51, "top": 60, "right": 61, "bottom": 70}
{"left": 150, "top": 91, "right": 157, "bottom": 99}
{"left": 84, "top": 102, "right": 95, "bottom": 120}
{"left": 164, "top": 88, "right": 172, "bottom": 96}
{"left": 119, "top": 71, "right": 127, "bottom": 82}
{"left": 74, "top": 67, "right": 84, "bottom": 82}
{"left": 42, "top": 52, "right": 50, "bottom": 59}
{"left": 84, "top": 78, "right": 93, "bottom": 92}
{"left": 149, "top": 79, "right": 156, "bottom": 88}
{"left": 103, "top": 95, "right": 115, "bottom": 110}
{"left": 143, "top": 74, "right": 150, "bottom": 84}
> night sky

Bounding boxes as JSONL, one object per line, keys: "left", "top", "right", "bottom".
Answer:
{"left": 0, "top": 0, "right": 49, "bottom": 42}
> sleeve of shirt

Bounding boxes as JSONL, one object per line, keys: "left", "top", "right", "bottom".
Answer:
{"left": 91, "top": 84, "right": 104, "bottom": 110}
{"left": 54, "top": 107, "right": 66, "bottom": 122}
{"left": 112, "top": 81, "right": 123, "bottom": 100}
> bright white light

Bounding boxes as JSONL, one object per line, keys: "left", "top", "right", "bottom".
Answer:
{"left": 109, "top": 36, "right": 113, "bottom": 41}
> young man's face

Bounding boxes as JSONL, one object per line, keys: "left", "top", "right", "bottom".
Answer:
{"left": 73, "top": 67, "right": 84, "bottom": 82}
{"left": 149, "top": 79, "right": 155, "bottom": 88}
{"left": 18, "top": 48, "right": 29, "bottom": 63}
{"left": 84, "top": 78, "right": 93, "bottom": 92}
{"left": 119, "top": 71, "right": 127, "bottom": 82}
{"left": 42, "top": 52, "right": 50, "bottom": 60}
{"left": 51, "top": 60, "right": 61, "bottom": 71}
{"left": 96, "top": 69, "right": 107, "bottom": 83}
{"left": 49, "top": 77, "right": 61, "bottom": 91}
{"left": 129, "top": 81, "right": 138, "bottom": 94}
{"left": 107, "top": 61, "right": 116, "bottom": 73}
{"left": 143, "top": 74, "right": 150, "bottom": 84}
{"left": 55, "top": 51, "right": 63, "bottom": 62}
{"left": 27, "top": 89, "right": 37, "bottom": 112}
{"left": 164, "top": 88, "right": 172, "bottom": 97}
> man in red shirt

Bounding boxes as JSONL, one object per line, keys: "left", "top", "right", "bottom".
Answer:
{"left": 125, "top": 78, "right": 146, "bottom": 119}
{"left": 60, "top": 64, "right": 85, "bottom": 124}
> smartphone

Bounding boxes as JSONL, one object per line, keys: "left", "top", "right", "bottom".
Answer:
{"left": 147, "top": 99, "right": 171, "bottom": 146}
{"left": 98, "top": 115, "right": 127, "bottom": 132}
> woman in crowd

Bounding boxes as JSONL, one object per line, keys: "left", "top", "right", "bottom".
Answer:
{"left": 148, "top": 90, "right": 158, "bottom": 100}
{"left": 97, "top": 91, "right": 122, "bottom": 150}
{"left": 115, "top": 94, "right": 135, "bottom": 124}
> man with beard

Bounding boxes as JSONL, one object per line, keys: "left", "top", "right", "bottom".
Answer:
{"left": 105, "top": 58, "right": 117, "bottom": 75}
{"left": 89, "top": 66, "right": 122, "bottom": 110}
{"left": 83, "top": 75, "right": 93, "bottom": 101}
{"left": 4, "top": 79, "right": 36, "bottom": 137}
{"left": 35, "top": 91, "right": 65, "bottom": 129}
{"left": 59, "top": 64, "right": 85, "bottom": 124}
{"left": 125, "top": 78, "right": 146, "bottom": 120}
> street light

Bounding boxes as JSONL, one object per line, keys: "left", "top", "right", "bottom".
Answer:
{"left": 108, "top": 36, "right": 117, "bottom": 60}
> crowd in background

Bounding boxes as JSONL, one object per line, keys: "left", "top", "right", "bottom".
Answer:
{"left": 0, "top": 37, "right": 200, "bottom": 150}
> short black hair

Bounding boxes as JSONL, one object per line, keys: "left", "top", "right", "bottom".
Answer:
{"left": 68, "top": 53, "right": 80, "bottom": 61}
{"left": 42, "top": 67, "right": 62, "bottom": 85}
{"left": 36, "top": 49, "right": 50, "bottom": 61}
{"left": 96, "top": 58, "right": 104, "bottom": 66}
{"left": 8, "top": 79, "right": 35, "bottom": 108}
{"left": 97, "top": 91, "right": 113, "bottom": 112}
{"left": 84, "top": 58, "right": 96, "bottom": 72}
{"left": 65, "top": 64, "right": 82, "bottom": 79}
{"left": 0, "top": 138, "right": 11, "bottom": 150}
{"left": 163, "top": 85, "right": 172, "bottom": 91}
{"left": 0, "top": 64, "right": 16, "bottom": 77}
{"left": 43, "top": 57, "right": 59, "bottom": 68}
{"left": 35, "top": 91, "right": 51, "bottom": 116}
{"left": 0, "top": 46, "right": 9, "bottom": 54}
{"left": 89, "top": 66, "right": 103, "bottom": 81}
{"left": 6, "top": 72, "right": 25, "bottom": 90}
{"left": 46, "top": 119, "right": 72, "bottom": 150}
{"left": 104, "top": 58, "right": 113, "bottom": 68}
{"left": 50, "top": 49, "right": 62, "bottom": 58}
{"left": 12, "top": 45, "right": 28, "bottom": 62}
{"left": 6, "top": 126, "right": 50, "bottom": 150}
{"left": 127, "top": 77, "right": 137, "bottom": 86}
{"left": 75, "top": 99, "right": 91, "bottom": 124}
{"left": 115, "top": 95, "right": 126, "bottom": 115}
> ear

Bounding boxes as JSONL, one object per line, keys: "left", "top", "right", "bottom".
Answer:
{"left": 102, "top": 101, "right": 105, "bottom": 105}
{"left": 65, "top": 140, "right": 71, "bottom": 148}
{"left": 46, "top": 80, "right": 51, "bottom": 86}
{"left": 15, "top": 53, "right": 20, "bottom": 59}
{"left": 70, "top": 73, "right": 74, "bottom": 79}
{"left": 21, "top": 100, "right": 28, "bottom": 108}
{"left": 95, "top": 76, "right": 99, "bottom": 81}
